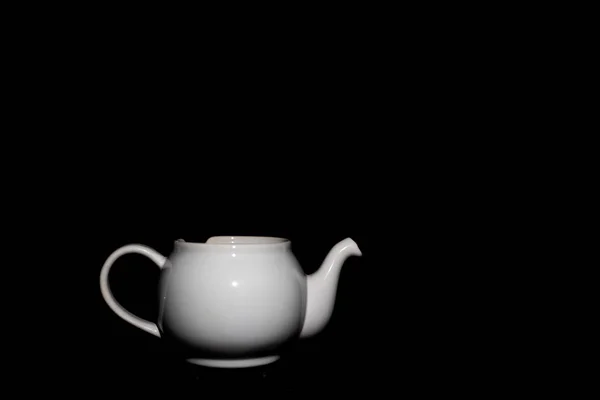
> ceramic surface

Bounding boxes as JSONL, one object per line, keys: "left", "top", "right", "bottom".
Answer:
{"left": 100, "top": 236, "right": 361, "bottom": 368}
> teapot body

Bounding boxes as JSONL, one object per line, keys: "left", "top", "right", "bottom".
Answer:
{"left": 157, "top": 238, "right": 307, "bottom": 366}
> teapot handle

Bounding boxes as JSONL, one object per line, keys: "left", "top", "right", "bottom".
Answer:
{"left": 99, "top": 244, "right": 166, "bottom": 338}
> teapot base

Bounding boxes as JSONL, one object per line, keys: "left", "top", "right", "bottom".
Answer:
{"left": 186, "top": 355, "right": 280, "bottom": 368}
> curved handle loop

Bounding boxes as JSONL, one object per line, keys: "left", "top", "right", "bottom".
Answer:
{"left": 100, "top": 244, "right": 166, "bottom": 337}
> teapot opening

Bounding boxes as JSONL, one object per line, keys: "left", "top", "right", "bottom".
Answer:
{"left": 175, "top": 236, "right": 290, "bottom": 247}
{"left": 205, "top": 236, "right": 288, "bottom": 245}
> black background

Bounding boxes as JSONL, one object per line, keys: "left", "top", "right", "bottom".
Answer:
{"left": 15, "top": 100, "right": 494, "bottom": 395}
{"left": 6, "top": 75, "right": 504, "bottom": 395}
{"left": 5, "top": 16, "right": 506, "bottom": 394}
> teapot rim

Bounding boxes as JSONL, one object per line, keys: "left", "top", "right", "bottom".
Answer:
{"left": 174, "top": 236, "right": 291, "bottom": 248}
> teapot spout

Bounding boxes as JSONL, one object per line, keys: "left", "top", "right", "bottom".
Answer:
{"left": 300, "top": 238, "right": 362, "bottom": 339}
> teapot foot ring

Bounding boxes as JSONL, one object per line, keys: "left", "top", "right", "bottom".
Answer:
{"left": 186, "top": 355, "right": 280, "bottom": 368}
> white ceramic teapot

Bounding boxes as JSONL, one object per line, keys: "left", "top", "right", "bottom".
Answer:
{"left": 100, "top": 236, "right": 361, "bottom": 368}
